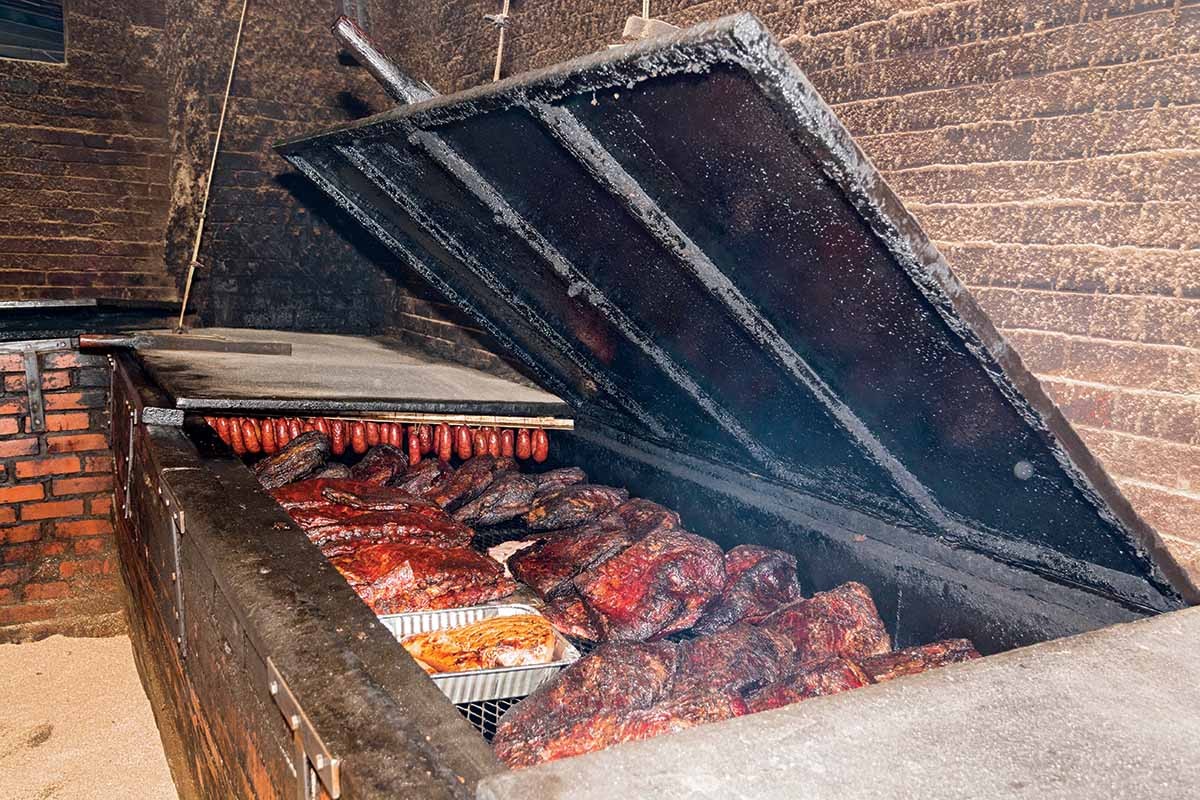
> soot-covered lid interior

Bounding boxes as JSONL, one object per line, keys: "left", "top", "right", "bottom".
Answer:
{"left": 277, "top": 14, "right": 1191, "bottom": 610}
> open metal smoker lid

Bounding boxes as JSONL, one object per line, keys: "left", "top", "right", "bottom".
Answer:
{"left": 277, "top": 14, "right": 1193, "bottom": 611}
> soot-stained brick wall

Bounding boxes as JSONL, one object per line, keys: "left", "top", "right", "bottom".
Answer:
{"left": 348, "top": 0, "right": 1200, "bottom": 575}
{"left": 172, "top": 0, "right": 437, "bottom": 333}
{"left": 0, "top": 2, "right": 178, "bottom": 301}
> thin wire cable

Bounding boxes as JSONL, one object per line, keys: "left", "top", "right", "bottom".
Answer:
{"left": 492, "top": 0, "right": 510, "bottom": 82}
{"left": 176, "top": 0, "right": 250, "bottom": 331}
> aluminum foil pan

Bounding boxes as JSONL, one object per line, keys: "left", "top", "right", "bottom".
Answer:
{"left": 377, "top": 604, "right": 580, "bottom": 704}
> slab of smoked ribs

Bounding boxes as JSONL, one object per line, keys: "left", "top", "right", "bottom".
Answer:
{"left": 330, "top": 542, "right": 515, "bottom": 613}
{"left": 453, "top": 473, "right": 540, "bottom": 527}
{"left": 426, "top": 455, "right": 516, "bottom": 511}
{"left": 453, "top": 467, "right": 590, "bottom": 527}
{"left": 395, "top": 458, "right": 453, "bottom": 496}
{"left": 271, "top": 477, "right": 473, "bottom": 557}
{"left": 348, "top": 444, "right": 409, "bottom": 485}
{"left": 523, "top": 484, "right": 629, "bottom": 531}
{"left": 310, "top": 513, "right": 474, "bottom": 557}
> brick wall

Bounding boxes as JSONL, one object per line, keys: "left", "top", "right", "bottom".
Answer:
{"left": 353, "top": 0, "right": 1200, "bottom": 575}
{"left": 0, "top": 1, "right": 177, "bottom": 301}
{"left": 0, "top": 346, "right": 120, "bottom": 642}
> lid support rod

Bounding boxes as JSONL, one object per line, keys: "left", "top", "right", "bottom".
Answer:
{"left": 332, "top": 15, "right": 436, "bottom": 105}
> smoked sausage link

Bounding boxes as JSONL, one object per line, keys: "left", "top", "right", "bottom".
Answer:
{"left": 260, "top": 419, "right": 277, "bottom": 454}
{"left": 242, "top": 418, "right": 262, "bottom": 454}
{"left": 350, "top": 421, "right": 368, "bottom": 454}
{"left": 365, "top": 421, "right": 380, "bottom": 447}
{"left": 516, "top": 429, "right": 532, "bottom": 460}
{"left": 456, "top": 426, "right": 473, "bottom": 460}
{"left": 487, "top": 428, "right": 501, "bottom": 457}
{"left": 532, "top": 429, "right": 549, "bottom": 463}
{"left": 329, "top": 418, "right": 346, "bottom": 456}
{"left": 228, "top": 418, "right": 246, "bottom": 455}
{"left": 419, "top": 424, "right": 433, "bottom": 454}
{"left": 274, "top": 418, "right": 290, "bottom": 448}
{"left": 213, "top": 417, "right": 232, "bottom": 446}
{"left": 407, "top": 427, "right": 422, "bottom": 465}
{"left": 500, "top": 429, "right": 515, "bottom": 457}
{"left": 437, "top": 423, "right": 453, "bottom": 462}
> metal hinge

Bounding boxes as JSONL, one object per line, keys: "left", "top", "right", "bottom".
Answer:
{"left": 0, "top": 338, "right": 71, "bottom": 432}
{"left": 268, "top": 658, "right": 342, "bottom": 800}
{"left": 159, "top": 475, "right": 188, "bottom": 659}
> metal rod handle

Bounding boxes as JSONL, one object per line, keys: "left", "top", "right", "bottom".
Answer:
{"left": 332, "top": 16, "right": 436, "bottom": 104}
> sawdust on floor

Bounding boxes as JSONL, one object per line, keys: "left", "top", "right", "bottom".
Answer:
{"left": 0, "top": 634, "right": 178, "bottom": 800}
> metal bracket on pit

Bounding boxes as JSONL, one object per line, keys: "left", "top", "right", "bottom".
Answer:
{"left": 268, "top": 658, "right": 342, "bottom": 800}
{"left": 0, "top": 337, "right": 72, "bottom": 432}
{"left": 159, "top": 477, "right": 188, "bottom": 659}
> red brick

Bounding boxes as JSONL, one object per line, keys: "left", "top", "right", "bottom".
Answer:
{"left": 53, "top": 518, "right": 111, "bottom": 538}
{"left": 39, "top": 541, "right": 67, "bottom": 557}
{"left": 0, "top": 507, "right": 14, "bottom": 524}
{"left": 4, "top": 370, "right": 70, "bottom": 392}
{"left": 0, "top": 417, "right": 19, "bottom": 435}
{"left": 43, "top": 352, "right": 105, "bottom": 369}
{"left": 0, "top": 398, "right": 27, "bottom": 415}
{"left": 45, "top": 412, "right": 90, "bottom": 431}
{"left": 45, "top": 433, "right": 109, "bottom": 453}
{"left": 0, "top": 567, "right": 26, "bottom": 586}
{"left": 51, "top": 475, "right": 110, "bottom": 496}
{"left": 0, "top": 588, "right": 12, "bottom": 604}
{"left": 0, "top": 437, "right": 39, "bottom": 458}
{"left": 89, "top": 495, "right": 112, "bottom": 516}
{"left": 0, "top": 484, "right": 44, "bottom": 503}
{"left": 82, "top": 455, "right": 113, "bottom": 474}
{"left": 0, "top": 524, "right": 40, "bottom": 544}
{"left": 21, "top": 499, "right": 85, "bottom": 520}
{"left": 44, "top": 392, "right": 85, "bottom": 411}
{"left": 59, "top": 559, "right": 105, "bottom": 579}
{"left": 0, "top": 604, "right": 56, "bottom": 625}
{"left": 74, "top": 537, "right": 106, "bottom": 555}
{"left": 0, "top": 354, "right": 22, "bottom": 372}
{"left": 15, "top": 456, "right": 81, "bottom": 479}
{"left": 4, "top": 544, "right": 35, "bottom": 561}
{"left": 24, "top": 581, "right": 70, "bottom": 601}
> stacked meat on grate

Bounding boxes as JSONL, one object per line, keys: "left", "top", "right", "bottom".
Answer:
{"left": 260, "top": 434, "right": 518, "bottom": 613}
{"left": 493, "top": 581, "right": 980, "bottom": 768}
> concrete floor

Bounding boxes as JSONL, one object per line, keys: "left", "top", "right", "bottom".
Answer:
{"left": 0, "top": 635, "right": 178, "bottom": 800}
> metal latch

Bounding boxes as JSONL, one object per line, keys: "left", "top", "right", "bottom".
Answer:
{"left": 268, "top": 658, "right": 341, "bottom": 800}
{"left": 0, "top": 338, "right": 71, "bottom": 432}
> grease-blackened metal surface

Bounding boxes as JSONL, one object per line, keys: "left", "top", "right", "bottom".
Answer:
{"left": 276, "top": 14, "right": 1191, "bottom": 610}
{"left": 135, "top": 328, "right": 570, "bottom": 417}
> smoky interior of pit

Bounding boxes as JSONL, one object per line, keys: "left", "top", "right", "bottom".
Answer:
{"left": 183, "top": 407, "right": 1138, "bottom": 768}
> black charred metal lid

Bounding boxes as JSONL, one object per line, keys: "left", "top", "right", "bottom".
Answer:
{"left": 276, "top": 14, "right": 1194, "bottom": 611}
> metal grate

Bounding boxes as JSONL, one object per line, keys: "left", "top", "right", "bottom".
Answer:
{"left": 456, "top": 696, "right": 522, "bottom": 742}
{"left": 470, "top": 525, "right": 532, "bottom": 551}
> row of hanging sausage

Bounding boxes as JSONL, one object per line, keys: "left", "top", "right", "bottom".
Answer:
{"left": 203, "top": 416, "right": 549, "bottom": 464}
